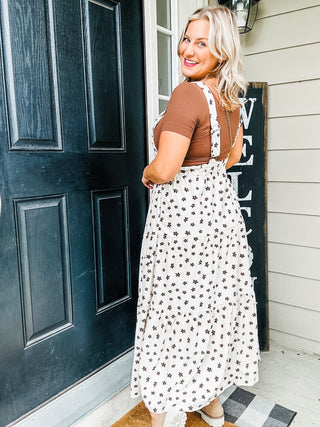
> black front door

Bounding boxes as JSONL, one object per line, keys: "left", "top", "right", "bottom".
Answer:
{"left": 0, "top": 0, "right": 146, "bottom": 425}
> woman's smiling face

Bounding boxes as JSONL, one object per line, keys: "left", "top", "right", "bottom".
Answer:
{"left": 179, "top": 19, "right": 219, "bottom": 81}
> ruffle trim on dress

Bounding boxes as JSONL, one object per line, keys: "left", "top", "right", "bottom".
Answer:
{"left": 130, "top": 293, "right": 260, "bottom": 413}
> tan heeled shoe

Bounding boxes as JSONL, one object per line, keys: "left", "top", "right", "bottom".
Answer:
{"left": 154, "top": 410, "right": 187, "bottom": 427}
{"left": 196, "top": 398, "right": 224, "bottom": 427}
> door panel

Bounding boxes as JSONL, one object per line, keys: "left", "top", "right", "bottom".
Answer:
{"left": 84, "top": 0, "right": 125, "bottom": 150}
{"left": 1, "top": 0, "right": 62, "bottom": 150}
{"left": 14, "top": 195, "right": 73, "bottom": 347}
{"left": 92, "top": 188, "right": 131, "bottom": 311}
{"left": 0, "top": 0, "right": 146, "bottom": 425}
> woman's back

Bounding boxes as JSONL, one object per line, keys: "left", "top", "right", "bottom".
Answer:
{"left": 153, "top": 82, "right": 241, "bottom": 166}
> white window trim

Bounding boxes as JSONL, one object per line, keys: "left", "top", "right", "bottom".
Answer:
{"left": 143, "top": 1, "right": 159, "bottom": 162}
{"left": 143, "top": 1, "right": 208, "bottom": 162}
{"left": 143, "top": 0, "right": 180, "bottom": 162}
{"left": 170, "top": 0, "right": 180, "bottom": 91}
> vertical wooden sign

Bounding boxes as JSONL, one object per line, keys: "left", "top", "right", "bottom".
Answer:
{"left": 228, "top": 82, "right": 268, "bottom": 351}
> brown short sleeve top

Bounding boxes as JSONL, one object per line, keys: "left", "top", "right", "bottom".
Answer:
{"left": 153, "top": 82, "right": 241, "bottom": 166}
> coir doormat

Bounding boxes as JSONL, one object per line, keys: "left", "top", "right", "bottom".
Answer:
{"left": 111, "top": 401, "right": 236, "bottom": 426}
{"left": 112, "top": 385, "right": 296, "bottom": 427}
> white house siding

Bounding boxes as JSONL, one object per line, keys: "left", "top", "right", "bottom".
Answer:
{"left": 178, "top": 0, "right": 208, "bottom": 35}
{"left": 239, "top": 0, "right": 320, "bottom": 355}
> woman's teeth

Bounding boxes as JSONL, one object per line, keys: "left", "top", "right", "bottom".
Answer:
{"left": 185, "top": 59, "right": 197, "bottom": 66}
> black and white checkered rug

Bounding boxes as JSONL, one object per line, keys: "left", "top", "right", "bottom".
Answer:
{"left": 219, "top": 385, "right": 297, "bottom": 426}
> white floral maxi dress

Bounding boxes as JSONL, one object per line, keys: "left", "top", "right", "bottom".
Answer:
{"left": 130, "top": 82, "right": 261, "bottom": 414}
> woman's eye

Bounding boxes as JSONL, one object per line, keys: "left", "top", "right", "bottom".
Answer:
{"left": 199, "top": 42, "right": 206, "bottom": 47}
{"left": 183, "top": 37, "right": 190, "bottom": 43}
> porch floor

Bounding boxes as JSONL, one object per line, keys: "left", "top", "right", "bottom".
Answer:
{"left": 73, "top": 341, "right": 320, "bottom": 427}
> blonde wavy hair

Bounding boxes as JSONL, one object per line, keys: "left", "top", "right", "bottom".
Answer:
{"left": 178, "top": 6, "right": 247, "bottom": 111}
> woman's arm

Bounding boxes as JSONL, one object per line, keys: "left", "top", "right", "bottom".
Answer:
{"left": 142, "top": 131, "right": 190, "bottom": 188}
{"left": 225, "top": 124, "right": 243, "bottom": 170}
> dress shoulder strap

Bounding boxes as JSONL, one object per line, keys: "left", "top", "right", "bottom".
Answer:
{"left": 192, "top": 81, "right": 221, "bottom": 158}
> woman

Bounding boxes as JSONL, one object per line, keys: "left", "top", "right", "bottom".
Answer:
{"left": 130, "top": 6, "right": 260, "bottom": 427}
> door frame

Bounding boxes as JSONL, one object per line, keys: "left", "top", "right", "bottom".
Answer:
{"left": 142, "top": 0, "right": 158, "bottom": 163}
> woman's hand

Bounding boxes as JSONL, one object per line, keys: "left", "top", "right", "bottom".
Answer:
{"left": 142, "top": 168, "right": 154, "bottom": 189}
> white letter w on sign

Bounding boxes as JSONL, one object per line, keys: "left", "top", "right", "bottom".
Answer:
{"left": 240, "top": 98, "right": 257, "bottom": 130}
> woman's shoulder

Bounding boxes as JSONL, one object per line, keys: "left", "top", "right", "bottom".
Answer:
{"left": 170, "top": 81, "right": 206, "bottom": 105}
